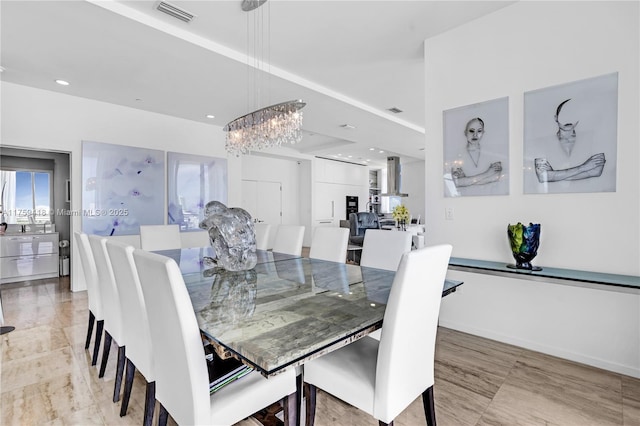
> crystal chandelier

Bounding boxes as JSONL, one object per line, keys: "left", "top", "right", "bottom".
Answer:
{"left": 224, "top": 100, "right": 305, "bottom": 155}
{"left": 225, "top": 0, "right": 306, "bottom": 156}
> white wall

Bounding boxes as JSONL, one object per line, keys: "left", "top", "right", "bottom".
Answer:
{"left": 1, "top": 82, "right": 241, "bottom": 291}
{"left": 425, "top": 2, "right": 639, "bottom": 377}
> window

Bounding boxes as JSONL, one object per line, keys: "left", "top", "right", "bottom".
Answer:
{"left": 387, "top": 196, "right": 403, "bottom": 213}
{"left": 167, "top": 152, "right": 228, "bottom": 231}
{"left": 0, "top": 170, "right": 53, "bottom": 224}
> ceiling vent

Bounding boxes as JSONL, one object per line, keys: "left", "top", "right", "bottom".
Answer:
{"left": 156, "top": 1, "right": 196, "bottom": 23}
{"left": 387, "top": 107, "right": 403, "bottom": 114}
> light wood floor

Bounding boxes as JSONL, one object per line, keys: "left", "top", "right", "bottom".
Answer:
{"left": 1, "top": 276, "right": 639, "bottom": 426}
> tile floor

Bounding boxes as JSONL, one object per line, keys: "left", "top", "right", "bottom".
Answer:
{"left": 1, "top": 277, "right": 639, "bottom": 426}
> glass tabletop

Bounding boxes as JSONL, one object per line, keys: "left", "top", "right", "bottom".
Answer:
{"left": 182, "top": 257, "right": 395, "bottom": 376}
{"left": 164, "top": 248, "right": 463, "bottom": 376}
{"left": 154, "top": 247, "right": 301, "bottom": 276}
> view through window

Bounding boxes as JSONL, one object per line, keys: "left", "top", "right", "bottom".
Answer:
{"left": 0, "top": 170, "right": 53, "bottom": 224}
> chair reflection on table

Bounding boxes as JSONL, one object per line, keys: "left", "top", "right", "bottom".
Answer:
{"left": 273, "top": 257, "right": 307, "bottom": 286}
{"left": 309, "top": 259, "right": 350, "bottom": 295}
{"left": 360, "top": 266, "right": 394, "bottom": 306}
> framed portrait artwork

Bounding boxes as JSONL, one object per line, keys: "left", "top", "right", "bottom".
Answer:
{"left": 82, "top": 140, "right": 165, "bottom": 236}
{"left": 443, "top": 97, "right": 509, "bottom": 197}
{"left": 523, "top": 72, "right": 618, "bottom": 194}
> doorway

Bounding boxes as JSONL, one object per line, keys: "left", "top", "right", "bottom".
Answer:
{"left": 0, "top": 146, "right": 72, "bottom": 287}
{"left": 241, "top": 179, "right": 282, "bottom": 225}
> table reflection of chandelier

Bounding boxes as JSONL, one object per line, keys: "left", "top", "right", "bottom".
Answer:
{"left": 224, "top": 0, "right": 306, "bottom": 156}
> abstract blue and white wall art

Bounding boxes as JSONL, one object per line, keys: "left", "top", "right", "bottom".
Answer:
{"left": 167, "top": 152, "right": 228, "bottom": 231}
{"left": 82, "top": 140, "right": 164, "bottom": 235}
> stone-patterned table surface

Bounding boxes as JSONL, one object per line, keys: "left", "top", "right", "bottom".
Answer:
{"left": 170, "top": 250, "right": 462, "bottom": 376}
{"left": 184, "top": 257, "right": 392, "bottom": 376}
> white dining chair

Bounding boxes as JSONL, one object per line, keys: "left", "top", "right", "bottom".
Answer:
{"left": 360, "top": 229, "right": 413, "bottom": 340}
{"left": 180, "top": 229, "right": 211, "bottom": 248}
{"left": 106, "top": 234, "right": 142, "bottom": 249}
{"left": 360, "top": 229, "right": 413, "bottom": 271}
{"left": 254, "top": 223, "right": 271, "bottom": 251}
{"left": 272, "top": 225, "right": 305, "bottom": 256}
{"left": 106, "top": 240, "right": 155, "bottom": 425}
{"left": 132, "top": 249, "right": 298, "bottom": 426}
{"left": 304, "top": 244, "right": 453, "bottom": 426}
{"left": 139, "top": 224, "right": 181, "bottom": 251}
{"left": 74, "top": 232, "right": 104, "bottom": 366}
{"left": 88, "top": 234, "right": 126, "bottom": 403}
{"left": 308, "top": 227, "right": 350, "bottom": 263}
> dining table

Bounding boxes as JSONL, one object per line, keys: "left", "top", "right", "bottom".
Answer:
{"left": 157, "top": 246, "right": 463, "bottom": 378}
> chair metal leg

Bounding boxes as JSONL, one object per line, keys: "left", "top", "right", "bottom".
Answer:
{"left": 283, "top": 392, "right": 298, "bottom": 426}
{"left": 99, "top": 331, "right": 112, "bottom": 378}
{"left": 422, "top": 385, "right": 436, "bottom": 426}
{"left": 143, "top": 381, "right": 156, "bottom": 426}
{"left": 379, "top": 421, "right": 392, "bottom": 426}
{"left": 113, "top": 345, "right": 125, "bottom": 402}
{"left": 305, "top": 383, "right": 317, "bottom": 426}
{"left": 120, "top": 358, "right": 135, "bottom": 416}
{"left": 92, "top": 320, "right": 104, "bottom": 366}
{"left": 158, "top": 403, "right": 169, "bottom": 426}
{"left": 85, "top": 311, "right": 95, "bottom": 350}
{"left": 295, "top": 373, "right": 303, "bottom": 426}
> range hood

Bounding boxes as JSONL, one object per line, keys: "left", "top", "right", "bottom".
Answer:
{"left": 381, "top": 156, "right": 408, "bottom": 197}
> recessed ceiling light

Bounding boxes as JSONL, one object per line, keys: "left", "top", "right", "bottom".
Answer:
{"left": 55, "top": 79, "right": 70, "bottom": 86}
{"left": 369, "top": 148, "right": 375, "bottom": 151}
{"left": 206, "top": 114, "right": 215, "bottom": 119}
{"left": 0, "top": 66, "right": 5, "bottom": 73}
{"left": 348, "top": 155, "right": 352, "bottom": 158}
{"left": 379, "top": 150, "right": 384, "bottom": 154}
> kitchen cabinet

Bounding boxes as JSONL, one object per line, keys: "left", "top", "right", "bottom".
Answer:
{"left": 313, "top": 158, "right": 369, "bottom": 226}
{"left": 368, "top": 169, "right": 382, "bottom": 215}
{"left": 315, "top": 182, "right": 367, "bottom": 225}
{"left": 315, "top": 182, "right": 340, "bottom": 222}
{"left": 315, "top": 158, "right": 368, "bottom": 185}
{"left": 0, "top": 233, "right": 59, "bottom": 284}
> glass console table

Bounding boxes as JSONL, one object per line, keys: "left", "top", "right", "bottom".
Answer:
{"left": 448, "top": 257, "right": 640, "bottom": 291}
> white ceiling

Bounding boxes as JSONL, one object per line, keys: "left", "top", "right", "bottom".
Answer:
{"left": 0, "top": 0, "right": 514, "bottom": 167}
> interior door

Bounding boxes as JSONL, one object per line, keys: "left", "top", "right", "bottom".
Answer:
{"left": 241, "top": 180, "right": 282, "bottom": 225}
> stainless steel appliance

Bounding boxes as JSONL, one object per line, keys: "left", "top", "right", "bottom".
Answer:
{"left": 345, "top": 196, "right": 358, "bottom": 220}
